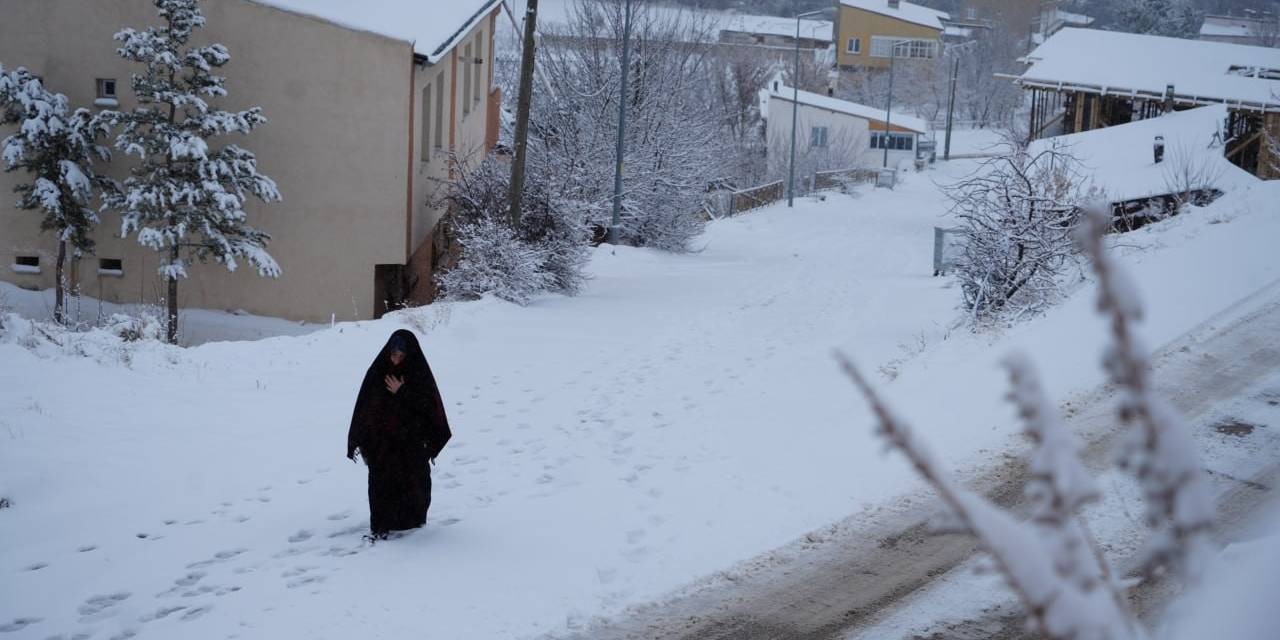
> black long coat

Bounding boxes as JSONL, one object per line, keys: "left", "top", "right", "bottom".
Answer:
{"left": 347, "top": 330, "right": 451, "bottom": 535}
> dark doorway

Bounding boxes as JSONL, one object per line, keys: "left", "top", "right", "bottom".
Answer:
{"left": 374, "top": 264, "right": 407, "bottom": 319}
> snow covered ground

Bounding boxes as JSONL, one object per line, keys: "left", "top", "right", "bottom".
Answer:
{"left": 2, "top": 159, "right": 1277, "bottom": 639}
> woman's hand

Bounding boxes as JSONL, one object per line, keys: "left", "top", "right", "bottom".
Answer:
{"left": 384, "top": 374, "right": 405, "bottom": 394}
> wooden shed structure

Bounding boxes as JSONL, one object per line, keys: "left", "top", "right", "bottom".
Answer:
{"left": 1017, "top": 28, "right": 1280, "bottom": 179}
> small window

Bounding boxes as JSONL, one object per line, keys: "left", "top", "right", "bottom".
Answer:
{"left": 810, "top": 126, "right": 830, "bottom": 148}
{"left": 98, "top": 258, "right": 123, "bottom": 276}
{"left": 871, "top": 132, "right": 914, "bottom": 150}
{"left": 96, "top": 78, "right": 117, "bottom": 98}
{"left": 473, "top": 32, "right": 484, "bottom": 106}
{"left": 12, "top": 255, "right": 40, "bottom": 274}
{"left": 434, "top": 71, "right": 445, "bottom": 149}
{"left": 463, "top": 43, "right": 473, "bottom": 116}
{"left": 421, "top": 84, "right": 432, "bottom": 161}
{"left": 846, "top": 37, "right": 861, "bottom": 54}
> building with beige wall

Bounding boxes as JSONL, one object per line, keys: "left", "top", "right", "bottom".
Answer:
{"left": 763, "top": 83, "right": 929, "bottom": 177}
{"left": 0, "top": 0, "right": 501, "bottom": 325}
{"left": 834, "top": 0, "right": 947, "bottom": 70}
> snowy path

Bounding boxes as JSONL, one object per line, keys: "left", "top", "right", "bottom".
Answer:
{"left": 0, "top": 174, "right": 963, "bottom": 640}
{"left": 549, "top": 283, "right": 1280, "bottom": 640}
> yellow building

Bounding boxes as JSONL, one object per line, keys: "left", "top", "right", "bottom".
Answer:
{"left": 833, "top": 0, "right": 948, "bottom": 69}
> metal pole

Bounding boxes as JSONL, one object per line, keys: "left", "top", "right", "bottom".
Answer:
{"left": 610, "top": 0, "right": 633, "bottom": 245}
{"left": 944, "top": 55, "right": 958, "bottom": 161}
{"left": 786, "top": 14, "right": 802, "bottom": 208}
{"left": 882, "top": 42, "right": 897, "bottom": 169}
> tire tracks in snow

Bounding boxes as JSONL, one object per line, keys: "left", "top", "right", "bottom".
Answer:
{"left": 547, "top": 283, "right": 1280, "bottom": 640}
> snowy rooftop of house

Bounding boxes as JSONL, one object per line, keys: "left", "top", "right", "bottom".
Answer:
{"left": 718, "top": 12, "right": 834, "bottom": 42}
{"left": 765, "top": 85, "right": 929, "bottom": 134}
{"left": 251, "top": 0, "right": 500, "bottom": 63}
{"left": 1049, "top": 9, "right": 1094, "bottom": 26}
{"left": 1029, "top": 104, "right": 1257, "bottom": 203}
{"left": 1199, "top": 15, "right": 1270, "bottom": 38}
{"left": 1020, "top": 28, "right": 1280, "bottom": 111}
{"left": 840, "top": 0, "right": 949, "bottom": 30}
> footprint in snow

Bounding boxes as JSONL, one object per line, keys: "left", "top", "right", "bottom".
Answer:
{"left": 180, "top": 605, "right": 212, "bottom": 622}
{"left": 436, "top": 517, "right": 462, "bottom": 527}
{"left": 77, "top": 545, "right": 97, "bottom": 553}
{"left": 0, "top": 617, "right": 42, "bottom": 633}
{"left": 288, "top": 530, "right": 313, "bottom": 543}
{"left": 186, "top": 548, "right": 247, "bottom": 569}
{"left": 326, "top": 512, "right": 350, "bottom": 521}
{"left": 23, "top": 562, "right": 48, "bottom": 571}
{"left": 78, "top": 592, "right": 131, "bottom": 621}
{"left": 139, "top": 605, "right": 188, "bottom": 622}
{"left": 327, "top": 525, "right": 365, "bottom": 539}
{"left": 163, "top": 519, "right": 177, "bottom": 526}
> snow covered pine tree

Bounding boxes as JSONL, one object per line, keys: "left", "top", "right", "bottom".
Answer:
{"left": 0, "top": 65, "right": 112, "bottom": 325}
{"left": 103, "top": 0, "right": 280, "bottom": 343}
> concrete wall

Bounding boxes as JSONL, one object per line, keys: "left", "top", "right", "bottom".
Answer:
{"left": 766, "top": 98, "right": 918, "bottom": 177}
{"left": 834, "top": 5, "right": 942, "bottom": 69}
{"left": 0, "top": 0, "right": 495, "bottom": 324}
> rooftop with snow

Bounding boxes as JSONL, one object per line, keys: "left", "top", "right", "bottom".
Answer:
{"left": 763, "top": 84, "right": 930, "bottom": 134}
{"left": 251, "top": 0, "right": 500, "bottom": 63}
{"left": 840, "top": 0, "right": 949, "bottom": 30}
{"left": 1020, "top": 28, "right": 1280, "bottom": 111}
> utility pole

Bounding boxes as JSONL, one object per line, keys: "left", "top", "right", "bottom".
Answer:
{"left": 881, "top": 41, "right": 900, "bottom": 169}
{"left": 508, "top": 0, "right": 539, "bottom": 227}
{"left": 944, "top": 55, "right": 958, "bottom": 161}
{"left": 610, "top": 0, "right": 633, "bottom": 245}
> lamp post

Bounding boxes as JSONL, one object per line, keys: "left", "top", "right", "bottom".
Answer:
{"left": 787, "top": 8, "right": 833, "bottom": 208}
{"left": 881, "top": 39, "right": 909, "bottom": 169}
{"left": 609, "top": 0, "right": 633, "bottom": 245}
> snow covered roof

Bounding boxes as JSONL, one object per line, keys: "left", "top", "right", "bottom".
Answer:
{"left": 765, "top": 85, "right": 929, "bottom": 134}
{"left": 1019, "top": 28, "right": 1280, "bottom": 112}
{"left": 250, "top": 0, "right": 501, "bottom": 63}
{"left": 718, "top": 12, "right": 834, "bottom": 42}
{"left": 839, "top": 0, "right": 948, "bottom": 31}
{"left": 1199, "top": 15, "right": 1270, "bottom": 38}
{"left": 1029, "top": 104, "right": 1257, "bottom": 203}
{"left": 1049, "top": 9, "right": 1094, "bottom": 27}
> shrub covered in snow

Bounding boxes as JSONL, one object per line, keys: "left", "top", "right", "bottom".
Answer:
{"left": 434, "top": 156, "right": 590, "bottom": 306}
{"left": 945, "top": 137, "right": 1096, "bottom": 323}
{"left": 838, "top": 206, "right": 1212, "bottom": 640}
{"left": 0, "top": 309, "right": 172, "bottom": 366}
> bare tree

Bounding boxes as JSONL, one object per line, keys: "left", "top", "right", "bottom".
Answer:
{"left": 944, "top": 137, "right": 1097, "bottom": 322}
{"left": 1161, "top": 143, "right": 1225, "bottom": 212}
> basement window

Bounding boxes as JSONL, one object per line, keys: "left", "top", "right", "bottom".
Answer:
{"left": 94, "top": 78, "right": 119, "bottom": 108}
{"left": 12, "top": 255, "right": 40, "bottom": 274}
{"left": 98, "top": 258, "right": 124, "bottom": 277}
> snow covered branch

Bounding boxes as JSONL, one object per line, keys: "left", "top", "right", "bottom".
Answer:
{"left": 1074, "top": 206, "right": 1213, "bottom": 580}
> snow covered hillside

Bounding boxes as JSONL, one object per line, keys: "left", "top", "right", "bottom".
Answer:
{"left": 2, "top": 163, "right": 1278, "bottom": 639}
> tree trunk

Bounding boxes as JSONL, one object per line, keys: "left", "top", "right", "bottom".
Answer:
{"left": 167, "top": 244, "right": 179, "bottom": 344}
{"left": 54, "top": 239, "right": 67, "bottom": 325}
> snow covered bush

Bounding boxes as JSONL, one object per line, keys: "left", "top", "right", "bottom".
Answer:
{"left": 529, "top": 0, "right": 728, "bottom": 251}
{"left": 0, "top": 64, "right": 113, "bottom": 325}
{"left": 101, "top": 0, "right": 280, "bottom": 344}
{"left": 944, "top": 138, "right": 1095, "bottom": 323}
{"left": 838, "top": 206, "right": 1212, "bottom": 640}
{"left": 434, "top": 155, "right": 590, "bottom": 306}
{"left": 1114, "top": 0, "right": 1202, "bottom": 39}
{"left": 1161, "top": 144, "right": 1224, "bottom": 213}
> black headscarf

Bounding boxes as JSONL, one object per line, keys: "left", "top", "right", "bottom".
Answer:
{"left": 347, "top": 330, "right": 451, "bottom": 463}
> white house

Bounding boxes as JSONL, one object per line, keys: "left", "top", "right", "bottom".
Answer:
{"left": 762, "top": 83, "right": 929, "bottom": 177}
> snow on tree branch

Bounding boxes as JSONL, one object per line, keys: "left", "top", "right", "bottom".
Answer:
{"left": 1074, "top": 206, "right": 1213, "bottom": 580}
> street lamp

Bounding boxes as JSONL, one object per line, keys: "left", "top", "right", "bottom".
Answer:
{"left": 787, "top": 7, "right": 834, "bottom": 208}
{"left": 881, "top": 38, "right": 910, "bottom": 169}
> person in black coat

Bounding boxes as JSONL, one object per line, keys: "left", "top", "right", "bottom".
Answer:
{"left": 347, "top": 330, "right": 451, "bottom": 539}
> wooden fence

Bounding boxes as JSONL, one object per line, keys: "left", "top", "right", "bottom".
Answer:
{"left": 715, "top": 168, "right": 878, "bottom": 218}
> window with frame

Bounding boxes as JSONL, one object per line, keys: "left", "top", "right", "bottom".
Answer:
{"left": 12, "top": 255, "right": 40, "bottom": 274}
{"left": 473, "top": 32, "right": 484, "bottom": 106}
{"left": 96, "top": 78, "right": 117, "bottom": 98}
{"left": 870, "top": 36, "right": 937, "bottom": 59}
{"left": 98, "top": 258, "right": 123, "bottom": 275}
{"left": 846, "top": 37, "right": 861, "bottom": 54}
{"left": 434, "top": 71, "right": 445, "bottom": 149}
{"left": 463, "top": 43, "right": 473, "bottom": 116}
{"left": 810, "top": 126, "right": 830, "bottom": 148}
{"left": 421, "top": 84, "right": 432, "bottom": 161}
{"left": 870, "top": 132, "right": 914, "bottom": 150}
